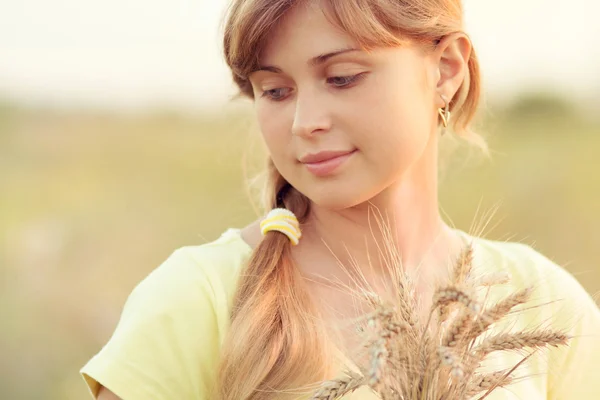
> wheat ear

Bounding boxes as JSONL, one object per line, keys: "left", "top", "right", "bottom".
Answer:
{"left": 439, "top": 244, "right": 475, "bottom": 322}
{"left": 433, "top": 286, "right": 480, "bottom": 313}
{"left": 473, "top": 330, "right": 570, "bottom": 358}
{"left": 310, "top": 369, "right": 365, "bottom": 400}
{"left": 465, "top": 287, "right": 534, "bottom": 343}
{"left": 466, "top": 371, "right": 514, "bottom": 397}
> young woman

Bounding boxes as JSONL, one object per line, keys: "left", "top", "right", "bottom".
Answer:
{"left": 81, "top": 1, "right": 600, "bottom": 399}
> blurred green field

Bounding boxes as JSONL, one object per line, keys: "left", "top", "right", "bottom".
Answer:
{"left": 1, "top": 93, "right": 599, "bottom": 399}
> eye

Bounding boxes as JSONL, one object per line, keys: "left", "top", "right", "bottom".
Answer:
{"left": 260, "top": 87, "right": 291, "bottom": 101}
{"left": 326, "top": 73, "right": 366, "bottom": 88}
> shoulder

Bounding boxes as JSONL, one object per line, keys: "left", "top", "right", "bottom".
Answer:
{"left": 468, "top": 235, "right": 584, "bottom": 293}
{"left": 468, "top": 234, "right": 600, "bottom": 395}
{"left": 80, "top": 228, "right": 253, "bottom": 399}
{"left": 126, "top": 228, "right": 253, "bottom": 320}
{"left": 469, "top": 235, "right": 556, "bottom": 275}
{"left": 468, "top": 234, "right": 599, "bottom": 330}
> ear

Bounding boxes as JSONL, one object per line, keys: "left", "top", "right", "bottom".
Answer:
{"left": 431, "top": 32, "right": 472, "bottom": 109}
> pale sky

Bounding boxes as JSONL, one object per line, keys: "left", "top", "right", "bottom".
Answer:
{"left": 0, "top": 0, "right": 598, "bottom": 112}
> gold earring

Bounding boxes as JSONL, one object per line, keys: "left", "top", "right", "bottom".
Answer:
{"left": 438, "top": 94, "right": 451, "bottom": 134}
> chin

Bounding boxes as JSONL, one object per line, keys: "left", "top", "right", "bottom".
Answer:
{"left": 302, "top": 186, "right": 372, "bottom": 212}
{"left": 310, "top": 198, "right": 353, "bottom": 211}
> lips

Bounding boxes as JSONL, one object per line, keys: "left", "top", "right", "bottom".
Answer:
{"left": 299, "top": 149, "right": 356, "bottom": 164}
{"left": 299, "top": 149, "right": 357, "bottom": 177}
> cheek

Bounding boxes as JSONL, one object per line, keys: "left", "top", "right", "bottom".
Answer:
{"left": 350, "top": 73, "right": 433, "bottom": 175}
{"left": 255, "top": 104, "right": 300, "bottom": 181}
{"left": 256, "top": 104, "right": 291, "bottom": 155}
{"left": 360, "top": 75, "right": 430, "bottom": 140}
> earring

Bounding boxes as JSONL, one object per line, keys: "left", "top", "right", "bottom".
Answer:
{"left": 438, "top": 94, "right": 451, "bottom": 135}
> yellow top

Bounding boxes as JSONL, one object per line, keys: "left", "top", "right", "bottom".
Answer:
{"left": 80, "top": 228, "right": 600, "bottom": 399}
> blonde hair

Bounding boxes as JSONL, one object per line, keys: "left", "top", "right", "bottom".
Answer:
{"left": 214, "top": 1, "right": 486, "bottom": 398}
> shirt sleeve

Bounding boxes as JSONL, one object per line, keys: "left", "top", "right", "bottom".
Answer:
{"left": 543, "top": 260, "right": 600, "bottom": 399}
{"left": 80, "top": 248, "right": 223, "bottom": 400}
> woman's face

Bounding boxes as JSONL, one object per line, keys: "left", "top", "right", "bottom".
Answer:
{"left": 248, "top": 2, "right": 441, "bottom": 210}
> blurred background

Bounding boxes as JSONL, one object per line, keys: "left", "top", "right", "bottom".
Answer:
{"left": 1, "top": 0, "right": 599, "bottom": 399}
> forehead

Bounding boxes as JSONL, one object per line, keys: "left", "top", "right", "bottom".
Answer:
{"left": 258, "top": 1, "right": 358, "bottom": 64}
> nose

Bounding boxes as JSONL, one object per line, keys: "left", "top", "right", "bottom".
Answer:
{"left": 290, "top": 91, "right": 331, "bottom": 138}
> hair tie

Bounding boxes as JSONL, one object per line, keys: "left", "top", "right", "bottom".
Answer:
{"left": 260, "top": 208, "right": 302, "bottom": 245}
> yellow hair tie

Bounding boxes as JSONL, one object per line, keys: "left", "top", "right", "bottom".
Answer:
{"left": 260, "top": 208, "right": 302, "bottom": 245}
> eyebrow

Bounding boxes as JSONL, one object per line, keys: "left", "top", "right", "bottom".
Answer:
{"left": 254, "top": 47, "right": 361, "bottom": 74}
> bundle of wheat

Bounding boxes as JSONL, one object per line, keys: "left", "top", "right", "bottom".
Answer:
{"left": 310, "top": 242, "right": 571, "bottom": 400}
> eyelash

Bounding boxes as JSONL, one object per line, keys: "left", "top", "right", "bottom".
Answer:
{"left": 260, "top": 73, "right": 366, "bottom": 101}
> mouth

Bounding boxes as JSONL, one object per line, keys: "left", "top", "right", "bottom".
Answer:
{"left": 300, "top": 149, "right": 357, "bottom": 177}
